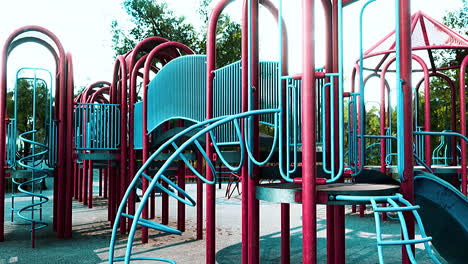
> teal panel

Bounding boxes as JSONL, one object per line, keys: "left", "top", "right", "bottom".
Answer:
{"left": 147, "top": 55, "right": 207, "bottom": 134}
{"left": 134, "top": 101, "right": 143, "bottom": 149}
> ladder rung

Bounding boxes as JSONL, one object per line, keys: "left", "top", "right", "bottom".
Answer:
{"left": 121, "top": 213, "right": 182, "bottom": 235}
{"left": 374, "top": 205, "right": 420, "bottom": 212}
{"left": 378, "top": 237, "right": 432, "bottom": 246}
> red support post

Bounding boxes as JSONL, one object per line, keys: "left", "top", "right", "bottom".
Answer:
{"left": 302, "top": 0, "right": 318, "bottom": 263}
{"left": 460, "top": 56, "right": 468, "bottom": 195}
{"left": 83, "top": 161, "right": 88, "bottom": 205}
{"left": 177, "top": 160, "right": 186, "bottom": 232}
{"left": 65, "top": 52, "right": 74, "bottom": 238}
{"left": 99, "top": 169, "right": 102, "bottom": 197}
{"left": 88, "top": 160, "right": 93, "bottom": 208}
{"left": 196, "top": 152, "right": 203, "bottom": 240}
{"left": 248, "top": 1, "right": 260, "bottom": 263}
{"left": 104, "top": 168, "right": 108, "bottom": 199}
{"left": 241, "top": 2, "right": 249, "bottom": 263}
{"left": 280, "top": 203, "right": 290, "bottom": 264}
{"left": 206, "top": 1, "right": 234, "bottom": 262}
{"left": 398, "top": 1, "right": 415, "bottom": 263}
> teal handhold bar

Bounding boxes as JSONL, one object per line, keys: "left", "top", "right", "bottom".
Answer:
{"left": 414, "top": 130, "right": 468, "bottom": 144}
{"left": 355, "top": 0, "right": 377, "bottom": 176}
{"left": 320, "top": 76, "right": 345, "bottom": 182}
{"left": 171, "top": 141, "right": 216, "bottom": 185}
{"left": 210, "top": 119, "right": 245, "bottom": 171}
{"left": 121, "top": 213, "right": 182, "bottom": 234}
{"left": 192, "top": 139, "right": 217, "bottom": 184}
{"left": 243, "top": 113, "right": 279, "bottom": 166}
{"left": 112, "top": 257, "right": 175, "bottom": 264}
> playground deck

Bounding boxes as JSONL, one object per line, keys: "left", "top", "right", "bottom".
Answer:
{"left": 1, "top": 179, "right": 446, "bottom": 264}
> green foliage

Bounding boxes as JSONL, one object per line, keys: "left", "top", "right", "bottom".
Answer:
{"left": 111, "top": 0, "right": 241, "bottom": 67}
{"left": 111, "top": 0, "right": 198, "bottom": 56}
{"left": 6, "top": 79, "right": 51, "bottom": 155}
{"left": 429, "top": 2, "right": 468, "bottom": 151}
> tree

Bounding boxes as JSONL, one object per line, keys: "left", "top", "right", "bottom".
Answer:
{"left": 427, "top": 2, "right": 468, "bottom": 159}
{"left": 196, "top": 0, "right": 241, "bottom": 66}
{"left": 429, "top": 2, "right": 468, "bottom": 135}
{"left": 6, "top": 79, "right": 50, "bottom": 158}
{"left": 111, "top": 0, "right": 199, "bottom": 56}
{"left": 111, "top": 0, "right": 241, "bottom": 67}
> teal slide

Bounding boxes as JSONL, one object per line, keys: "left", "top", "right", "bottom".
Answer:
{"left": 414, "top": 171, "right": 468, "bottom": 264}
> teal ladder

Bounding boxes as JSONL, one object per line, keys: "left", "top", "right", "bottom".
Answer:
{"left": 337, "top": 194, "right": 441, "bottom": 264}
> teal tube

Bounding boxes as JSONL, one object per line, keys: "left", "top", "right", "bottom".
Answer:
{"left": 210, "top": 119, "right": 245, "bottom": 171}
{"left": 394, "top": 0, "right": 405, "bottom": 179}
{"left": 243, "top": 114, "right": 279, "bottom": 166}
{"left": 356, "top": 0, "right": 377, "bottom": 176}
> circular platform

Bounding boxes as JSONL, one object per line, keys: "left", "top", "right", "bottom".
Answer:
{"left": 256, "top": 182, "right": 400, "bottom": 204}
{"left": 365, "top": 165, "right": 461, "bottom": 174}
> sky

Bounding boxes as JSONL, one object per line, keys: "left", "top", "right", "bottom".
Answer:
{"left": 0, "top": 0, "right": 464, "bottom": 97}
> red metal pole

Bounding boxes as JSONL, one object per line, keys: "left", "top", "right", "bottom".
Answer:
{"left": 118, "top": 56, "right": 129, "bottom": 235}
{"left": 65, "top": 52, "right": 74, "bottom": 238}
{"left": 83, "top": 161, "right": 88, "bottom": 205}
{"left": 107, "top": 166, "right": 113, "bottom": 222}
{"left": 398, "top": 1, "right": 415, "bottom": 263}
{"left": 162, "top": 122, "right": 169, "bottom": 225}
{"left": 302, "top": 0, "right": 317, "bottom": 263}
{"left": 322, "top": 0, "right": 335, "bottom": 262}
{"left": 330, "top": 1, "right": 345, "bottom": 263}
{"left": 74, "top": 162, "right": 79, "bottom": 199}
{"left": 206, "top": 1, "right": 234, "bottom": 262}
{"left": 422, "top": 63, "right": 431, "bottom": 167}
{"left": 247, "top": 1, "right": 260, "bottom": 263}
{"left": 141, "top": 42, "right": 194, "bottom": 242}
{"left": 241, "top": 2, "right": 250, "bottom": 263}
{"left": 88, "top": 160, "right": 93, "bottom": 208}
{"left": 259, "top": 0, "right": 291, "bottom": 261}
{"left": 177, "top": 160, "right": 186, "bottom": 232}
{"left": 99, "top": 168, "right": 102, "bottom": 197}
{"left": 104, "top": 168, "right": 108, "bottom": 199}
{"left": 57, "top": 57, "right": 67, "bottom": 238}
{"left": 460, "top": 56, "right": 468, "bottom": 195}
{"left": 128, "top": 55, "right": 147, "bottom": 231}
{"left": 53, "top": 169, "right": 58, "bottom": 231}
{"left": 196, "top": 152, "right": 203, "bottom": 240}
{"left": 280, "top": 203, "right": 290, "bottom": 264}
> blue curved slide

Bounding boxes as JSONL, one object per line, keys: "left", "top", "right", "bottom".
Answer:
{"left": 414, "top": 171, "right": 468, "bottom": 264}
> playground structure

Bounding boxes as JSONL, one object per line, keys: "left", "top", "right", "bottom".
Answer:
{"left": 8, "top": 67, "right": 55, "bottom": 247}
{"left": 0, "top": 0, "right": 467, "bottom": 264}
{"left": 0, "top": 26, "right": 75, "bottom": 246}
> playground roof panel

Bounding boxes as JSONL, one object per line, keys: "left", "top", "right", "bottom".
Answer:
{"left": 362, "top": 11, "right": 468, "bottom": 72}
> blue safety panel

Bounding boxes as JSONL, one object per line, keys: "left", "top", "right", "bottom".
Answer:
{"left": 212, "top": 61, "right": 242, "bottom": 144}
{"left": 74, "top": 103, "right": 120, "bottom": 150}
{"left": 134, "top": 101, "right": 143, "bottom": 150}
{"left": 147, "top": 55, "right": 207, "bottom": 134}
{"left": 259, "top": 61, "right": 279, "bottom": 125}
{"left": 145, "top": 56, "right": 281, "bottom": 144}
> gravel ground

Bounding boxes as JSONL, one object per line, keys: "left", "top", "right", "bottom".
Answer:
{"left": 1, "top": 178, "right": 447, "bottom": 264}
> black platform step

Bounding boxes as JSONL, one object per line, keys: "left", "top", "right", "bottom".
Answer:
{"left": 256, "top": 182, "right": 399, "bottom": 205}
{"left": 7, "top": 169, "right": 54, "bottom": 178}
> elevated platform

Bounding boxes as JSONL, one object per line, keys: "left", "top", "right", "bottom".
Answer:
{"left": 7, "top": 169, "right": 54, "bottom": 178}
{"left": 365, "top": 165, "right": 462, "bottom": 174}
{"left": 76, "top": 151, "right": 119, "bottom": 161}
{"left": 256, "top": 182, "right": 400, "bottom": 205}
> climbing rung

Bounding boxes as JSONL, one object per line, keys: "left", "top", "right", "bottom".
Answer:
{"left": 374, "top": 205, "right": 420, "bottom": 212}
{"left": 378, "top": 237, "right": 432, "bottom": 246}
{"left": 121, "top": 213, "right": 182, "bottom": 235}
